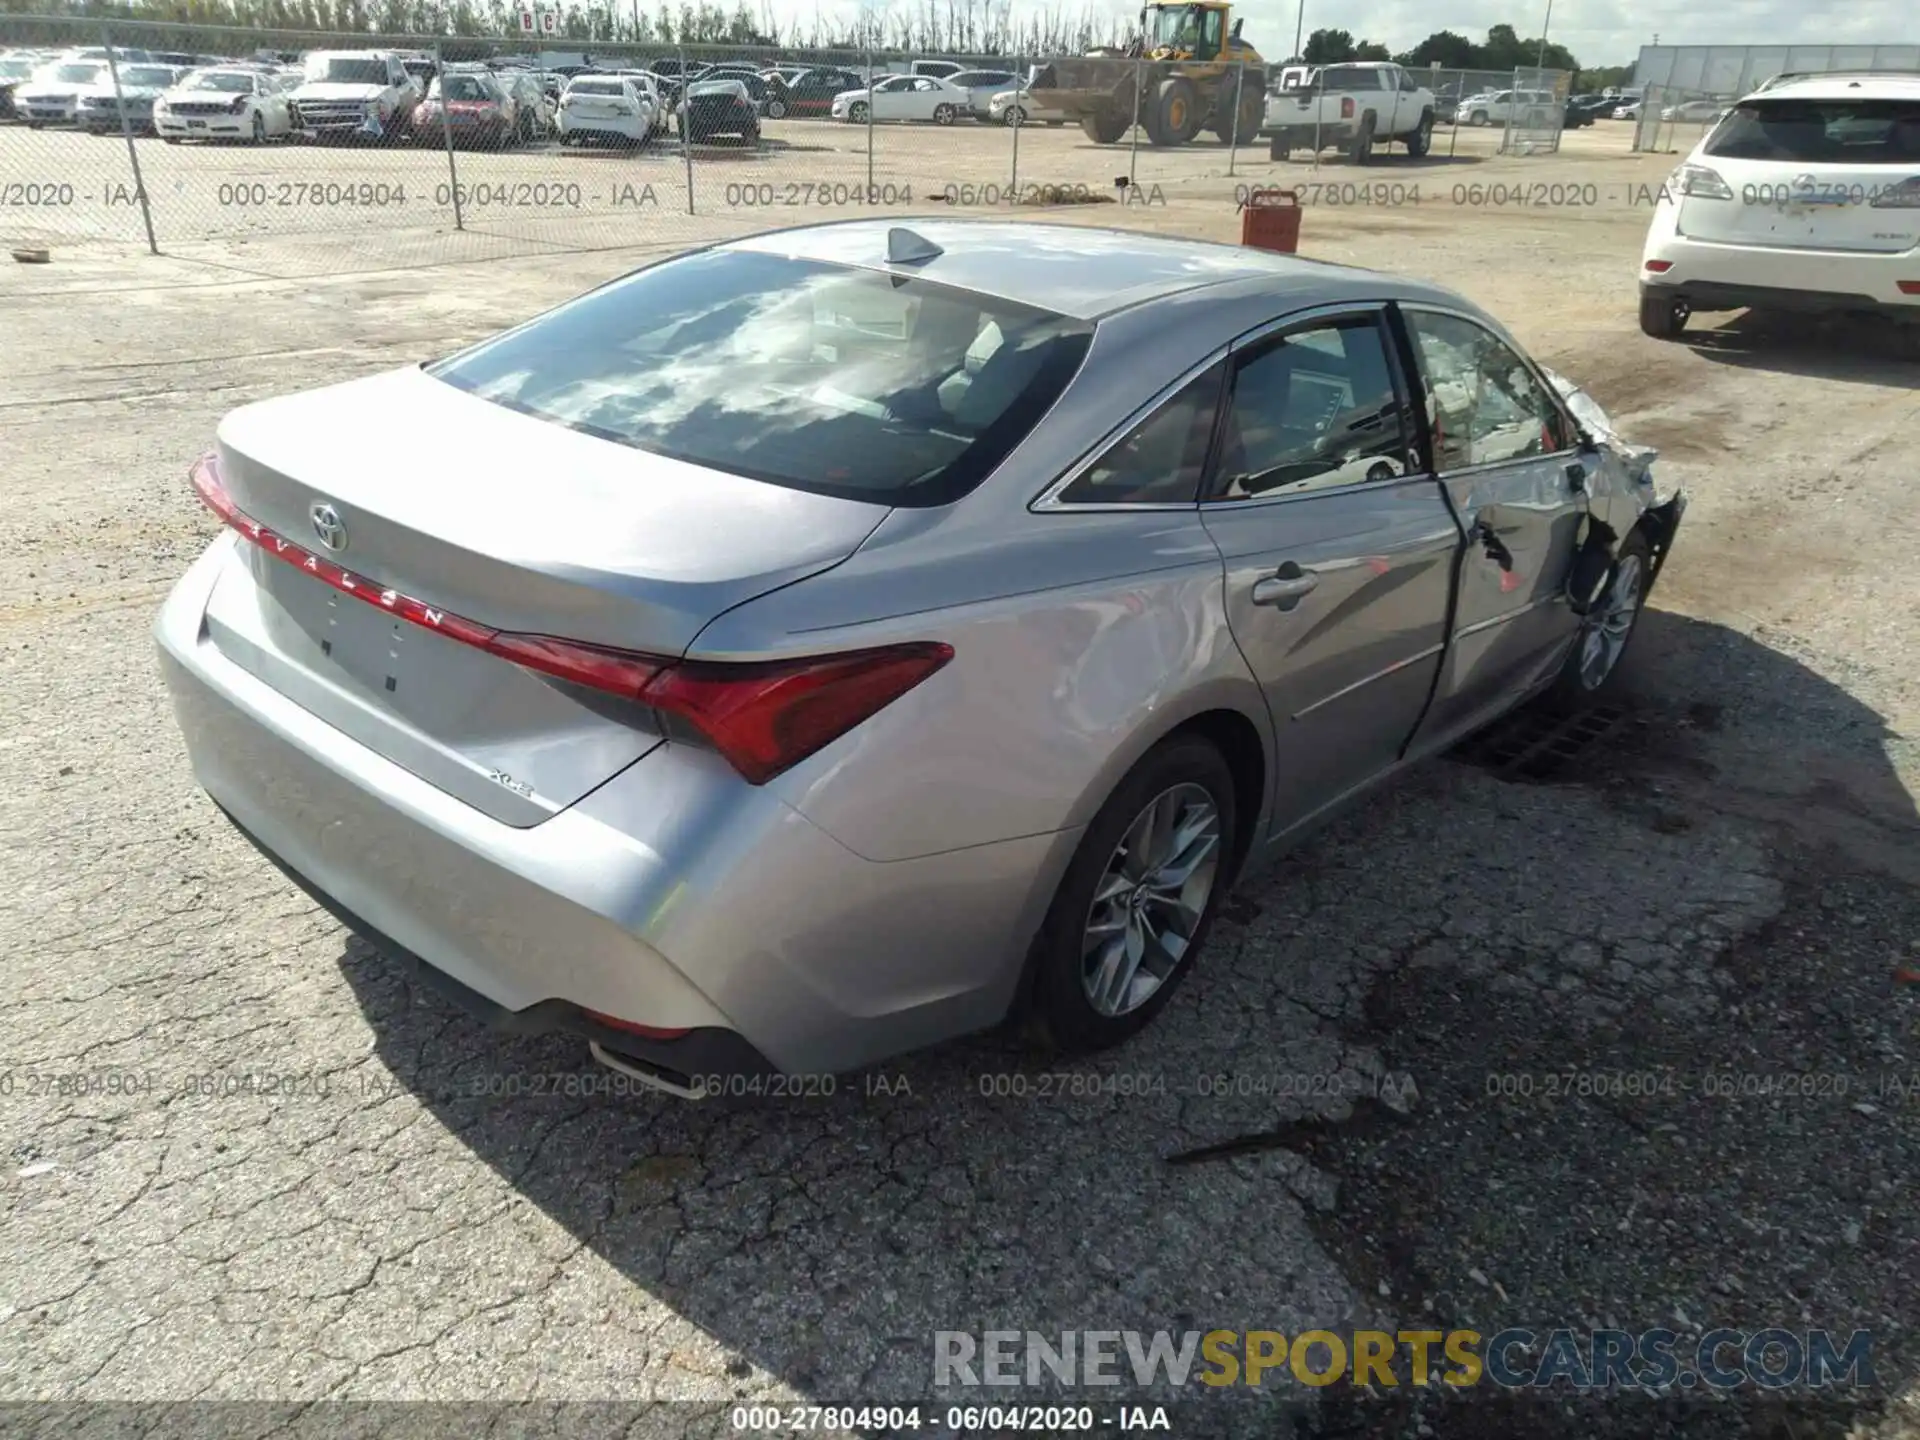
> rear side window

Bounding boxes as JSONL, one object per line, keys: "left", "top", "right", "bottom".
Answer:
{"left": 1705, "top": 98, "right": 1920, "bottom": 163}
{"left": 1053, "top": 365, "right": 1223, "bottom": 507}
{"left": 429, "top": 250, "right": 1092, "bottom": 506}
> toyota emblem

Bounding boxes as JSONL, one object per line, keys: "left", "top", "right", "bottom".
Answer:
{"left": 309, "top": 502, "right": 347, "bottom": 551}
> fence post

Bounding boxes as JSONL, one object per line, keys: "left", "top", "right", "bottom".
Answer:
{"left": 102, "top": 31, "right": 158, "bottom": 256}
{"left": 1128, "top": 55, "right": 1143, "bottom": 188}
{"left": 865, "top": 47, "right": 875, "bottom": 198}
{"left": 1447, "top": 70, "right": 1460, "bottom": 157}
{"left": 1501, "top": 66, "right": 1519, "bottom": 153}
{"left": 681, "top": 45, "right": 695, "bottom": 213}
{"left": 435, "top": 45, "right": 464, "bottom": 231}
{"left": 1310, "top": 65, "right": 1323, "bottom": 170}
{"left": 1226, "top": 61, "right": 1245, "bottom": 176}
{"left": 1009, "top": 55, "right": 1022, "bottom": 195}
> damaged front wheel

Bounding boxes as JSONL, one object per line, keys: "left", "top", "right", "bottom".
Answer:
{"left": 1547, "top": 534, "right": 1650, "bottom": 711}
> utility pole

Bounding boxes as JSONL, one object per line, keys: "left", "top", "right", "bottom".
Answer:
{"left": 1536, "top": 0, "right": 1553, "bottom": 69}
{"left": 1291, "top": 0, "right": 1305, "bottom": 62}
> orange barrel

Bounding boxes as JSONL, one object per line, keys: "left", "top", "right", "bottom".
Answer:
{"left": 1239, "top": 187, "right": 1302, "bottom": 254}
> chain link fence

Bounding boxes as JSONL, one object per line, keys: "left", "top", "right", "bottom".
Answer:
{"left": 2, "top": 17, "right": 1589, "bottom": 275}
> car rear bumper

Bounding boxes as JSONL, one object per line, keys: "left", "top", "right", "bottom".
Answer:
{"left": 1642, "top": 223, "right": 1920, "bottom": 314}
{"left": 156, "top": 536, "right": 1052, "bottom": 1079}
{"left": 558, "top": 112, "right": 648, "bottom": 139}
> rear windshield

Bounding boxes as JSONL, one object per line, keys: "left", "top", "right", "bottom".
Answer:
{"left": 568, "top": 79, "right": 623, "bottom": 94}
{"left": 1706, "top": 97, "right": 1920, "bottom": 163}
{"left": 434, "top": 74, "right": 496, "bottom": 100}
{"left": 428, "top": 250, "right": 1092, "bottom": 506}
{"left": 122, "top": 67, "right": 178, "bottom": 87}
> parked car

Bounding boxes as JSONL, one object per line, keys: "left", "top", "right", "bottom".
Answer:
{"left": 495, "top": 67, "right": 555, "bottom": 141}
{"left": 1, "top": 54, "right": 44, "bottom": 120}
{"left": 75, "top": 63, "right": 184, "bottom": 134}
{"left": 1611, "top": 100, "right": 1641, "bottom": 120}
{"left": 1265, "top": 61, "right": 1437, "bottom": 161}
{"left": 414, "top": 71, "right": 518, "bottom": 148}
{"left": 943, "top": 67, "right": 1023, "bottom": 119}
{"left": 1659, "top": 97, "right": 1728, "bottom": 124}
{"left": 1637, "top": 71, "right": 1920, "bottom": 341}
{"left": 556, "top": 74, "right": 655, "bottom": 146}
{"left": 154, "top": 65, "right": 296, "bottom": 143}
{"left": 831, "top": 73, "right": 971, "bottom": 125}
{"left": 676, "top": 77, "right": 760, "bottom": 142}
{"left": 776, "top": 65, "right": 866, "bottom": 116}
{"left": 157, "top": 220, "right": 1685, "bottom": 1093}
{"left": 289, "top": 49, "right": 419, "bottom": 140}
{"left": 1457, "top": 88, "right": 1557, "bottom": 127}
{"left": 17, "top": 58, "right": 111, "bottom": 127}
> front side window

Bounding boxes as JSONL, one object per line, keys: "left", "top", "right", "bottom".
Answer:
{"left": 1402, "top": 310, "right": 1570, "bottom": 471}
{"left": 1209, "top": 316, "right": 1410, "bottom": 500}
{"left": 430, "top": 250, "right": 1092, "bottom": 506}
{"left": 1053, "top": 365, "right": 1223, "bottom": 506}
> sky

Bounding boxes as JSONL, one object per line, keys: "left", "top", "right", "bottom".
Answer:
{"left": 842, "top": 0, "right": 1913, "bottom": 69}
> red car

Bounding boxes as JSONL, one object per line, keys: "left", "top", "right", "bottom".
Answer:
{"left": 413, "top": 71, "right": 518, "bottom": 147}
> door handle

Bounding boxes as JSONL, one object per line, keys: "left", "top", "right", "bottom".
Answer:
{"left": 1564, "top": 460, "right": 1587, "bottom": 491}
{"left": 1251, "top": 566, "right": 1320, "bottom": 608}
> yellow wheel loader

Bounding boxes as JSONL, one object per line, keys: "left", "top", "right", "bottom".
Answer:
{"left": 1024, "top": 1, "right": 1267, "bottom": 147}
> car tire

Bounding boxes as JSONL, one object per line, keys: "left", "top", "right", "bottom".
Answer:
{"left": 1002, "top": 104, "right": 1025, "bottom": 126}
{"left": 1545, "top": 533, "right": 1652, "bottom": 711}
{"left": 849, "top": 100, "right": 868, "bottom": 124}
{"left": 1406, "top": 110, "right": 1433, "bottom": 156}
{"left": 163, "top": 134, "right": 180, "bottom": 143}
{"left": 1025, "top": 735, "right": 1238, "bottom": 1054}
{"left": 765, "top": 97, "right": 786, "bottom": 118}
{"left": 932, "top": 102, "right": 956, "bottom": 125}
{"left": 1348, "top": 112, "right": 1374, "bottom": 165}
{"left": 1470, "top": 109, "right": 1488, "bottom": 126}
{"left": 1639, "top": 289, "right": 1690, "bottom": 339}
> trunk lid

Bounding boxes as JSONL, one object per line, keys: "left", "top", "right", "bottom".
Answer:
{"left": 204, "top": 366, "right": 888, "bottom": 825}
{"left": 1678, "top": 92, "right": 1920, "bottom": 254}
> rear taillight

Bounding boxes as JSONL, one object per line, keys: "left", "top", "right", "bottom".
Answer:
{"left": 1899, "top": 280, "right": 1920, "bottom": 295}
{"left": 1870, "top": 176, "right": 1920, "bottom": 210}
{"left": 1340, "top": 96, "right": 1354, "bottom": 120}
{"left": 188, "top": 454, "right": 952, "bottom": 784}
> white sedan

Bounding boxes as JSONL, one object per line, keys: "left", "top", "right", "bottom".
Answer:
{"left": 831, "top": 73, "right": 970, "bottom": 125}
{"left": 557, "top": 75, "right": 657, "bottom": 146}
{"left": 154, "top": 67, "right": 295, "bottom": 143}
{"left": 1659, "top": 98, "right": 1726, "bottom": 123}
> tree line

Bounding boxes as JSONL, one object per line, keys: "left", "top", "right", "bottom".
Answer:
{"left": 1301, "top": 23, "right": 1634, "bottom": 89}
{"left": 0, "top": 0, "right": 1630, "bottom": 76}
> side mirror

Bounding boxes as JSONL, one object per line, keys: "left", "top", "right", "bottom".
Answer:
{"left": 1230, "top": 17, "right": 1243, "bottom": 39}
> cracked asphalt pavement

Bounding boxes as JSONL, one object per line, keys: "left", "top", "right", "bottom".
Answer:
{"left": 2, "top": 185, "right": 1918, "bottom": 1440}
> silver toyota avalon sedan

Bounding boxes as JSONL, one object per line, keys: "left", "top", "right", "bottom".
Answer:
{"left": 156, "top": 220, "right": 1685, "bottom": 1096}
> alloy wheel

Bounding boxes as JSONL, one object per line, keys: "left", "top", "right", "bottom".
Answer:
{"left": 1080, "top": 782, "right": 1221, "bottom": 1018}
{"left": 1577, "top": 552, "right": 1644, "bottom": 690}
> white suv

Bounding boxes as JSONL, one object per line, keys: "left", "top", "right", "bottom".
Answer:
{"left": 1638, "top": 71, "right": 1920, "bottom": 339}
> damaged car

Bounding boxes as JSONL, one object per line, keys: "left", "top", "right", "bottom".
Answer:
{"left": 154, "top": 221, "right": 1684, "bottom": 1096}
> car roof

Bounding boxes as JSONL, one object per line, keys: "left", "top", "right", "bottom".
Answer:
{"left": 1745, "top": 71, "right": 1920, "bottom": 102}
{"left": 723, "top": 218, "right": 1471, "bottom": 323}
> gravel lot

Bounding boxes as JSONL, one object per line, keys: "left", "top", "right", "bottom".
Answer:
{"left": 2, "top": 114, "right": 1917, "bottom": 1438}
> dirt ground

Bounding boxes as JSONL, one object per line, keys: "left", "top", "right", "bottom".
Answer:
{"left": 1, "top": 114, "right": 1917, "bottom": 1438}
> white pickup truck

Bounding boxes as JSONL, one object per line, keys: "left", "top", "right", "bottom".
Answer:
{"left": 1264, "top": 61, "right": 1436, "bottom": 163}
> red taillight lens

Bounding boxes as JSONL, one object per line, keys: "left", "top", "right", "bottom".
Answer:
{"left": 581, "top": 1009, "right": 690, "bottom": 1040}
{"left": 1643, "top": 259, "right": 1673, "bottom": 272}
{"left": 641, "top": 644, "right": 953, "bottom": 785}
{"left": 1340, "top": 96, "right": 1354, "bottom": 120}
{"left": 1898, "top": 280, "right": 1920, "bottom": 295}
{"left": 187, "top": 454, "right": 951, "bottom": 784}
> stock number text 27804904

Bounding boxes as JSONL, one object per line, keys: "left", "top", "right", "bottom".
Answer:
{"left": 723, "top": 182, "right": 913, "bottom": 209}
